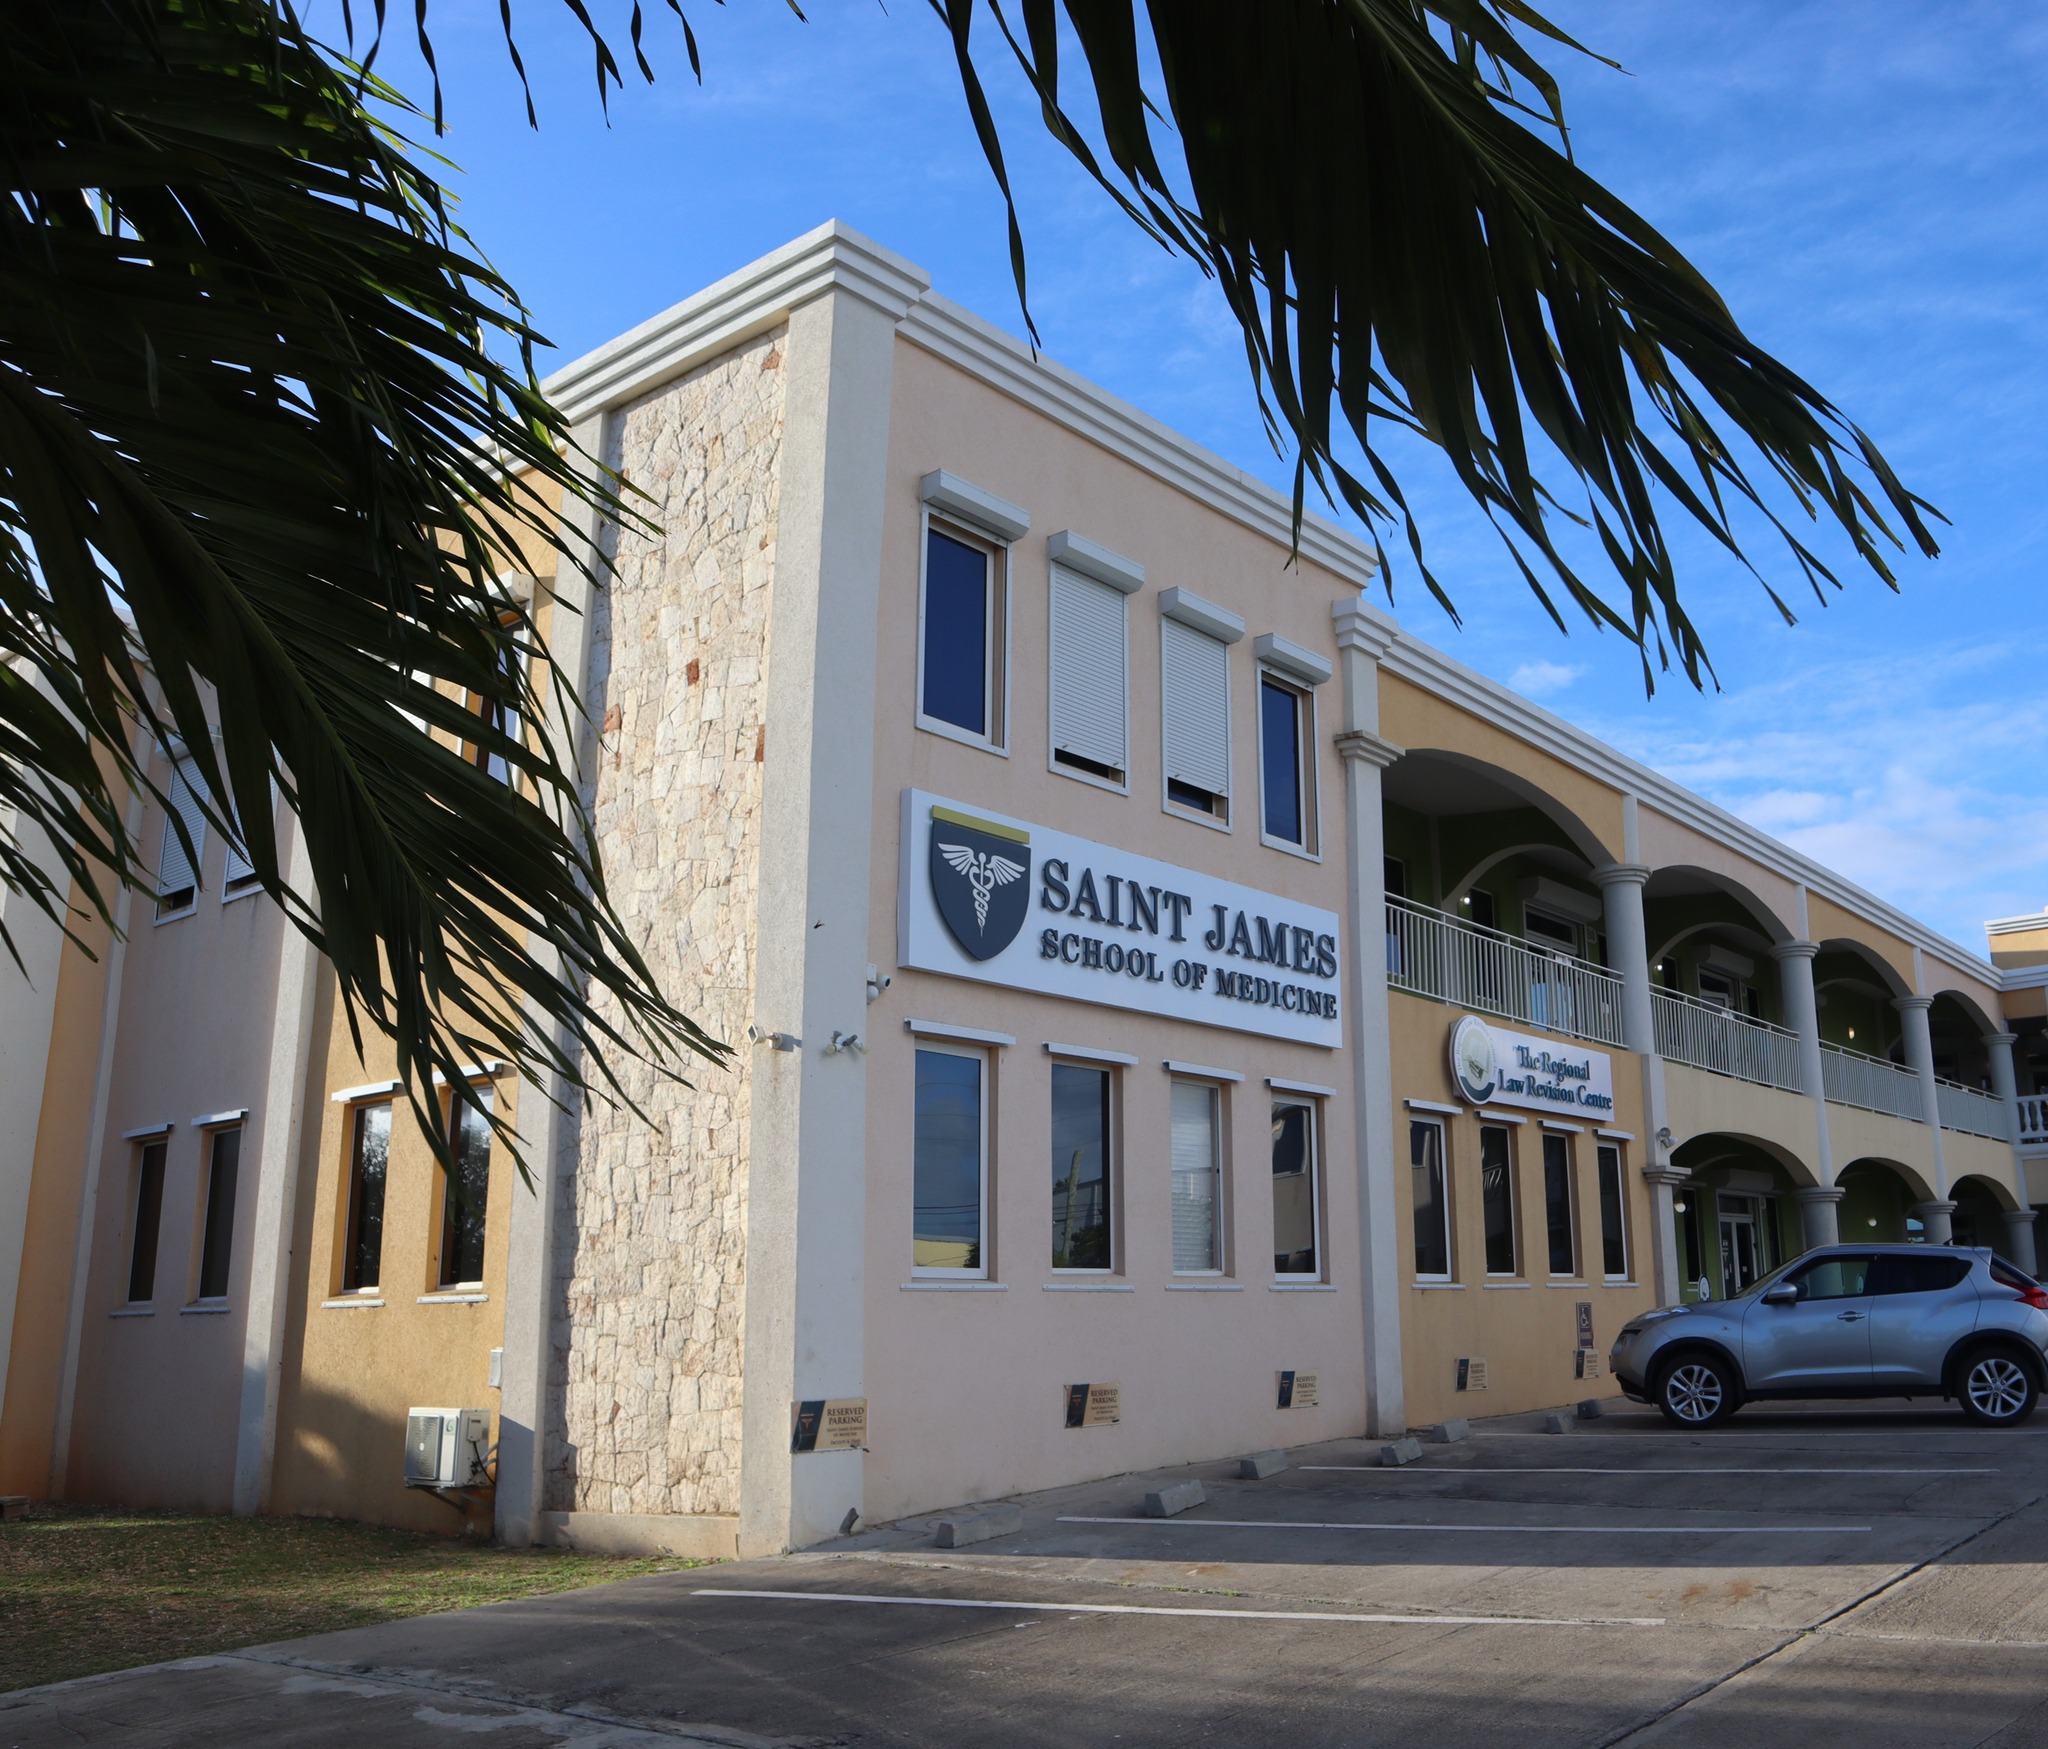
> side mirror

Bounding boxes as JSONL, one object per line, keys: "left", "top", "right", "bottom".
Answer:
{"left": 1761, "top": 1282, "right": 1799, "bottom": 1306}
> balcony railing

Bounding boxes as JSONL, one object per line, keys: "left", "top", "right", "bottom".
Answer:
{"left": 1820, "top": 1042, "right": 1926, "bottom": 1122}
{"left": 2021, "top": 1095, "right": 2048, "bottom": 1148}
{"left": 1385, "top": 895, "right": 1627, "bottom": 1048}
{"left": 1936, "top": 1079, "right": 2010, "bottom": 1141}
{"left": 1651, "top": 989, "right": 1804, "bottom": 1093}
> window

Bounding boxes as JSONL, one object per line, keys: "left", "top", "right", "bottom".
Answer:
{"left": 1161, "top": 609, "right": 1233, "bottom": 820}
{"left": 1525, "top": 910, "right": 1578, "bottom": 955}
{"left": 1050, "top": 1063, "right": 1113, "bottom": 1270}
{"left": 127, "top": 1141, "right": 167, "bottom": 1304}
{"left": 1467, "top": 889, "right": 1497, "bottom": 931}
{"left": 1783, "top": 1254, "right": 1874, "bottom": 1301}
{"left": 1542, "top": 1132, "right": 1577, "bottom": 1277}
{"left": 1481, "top": 1124, "right": 1517, "bottom": 1275}
{"left": 1410, "top": 1118, "right": 1450, "bottom": 1279}
{"left": 918, "top": 522, "right": 1005, "bottom": 748}
{"left": 471, "top": 622, "right": 525, "bottom": 786}
{"left": 1697, "top": 970, "right": 1737, "bottom": 1009}
{"left": 341, "top": 1102, "right": 392, "bottom": 1292}
{"left": 438, "top": 1089, "right": 493, "bottom": 1287}
{"left": 1170, "top": 1080, "right": 1223, "bottom": 1273}
{"left": 1384, "top": 857, "right": 1407, "bottom": 899}
{"left": 1870, "top": 1253, "right": 1971, "bottom": 1295}
{"left": 1271, "top": 1100, "right": 1320, "bottom": 1277}
{"left": 221, "top": 780, "right": 275, "bottom": 900}
{"left": 1048, "top": 564, "right": 1130, "bottom": 786}
{"left": 1596, "top": 1143, "right": 1628, "bottom": 1280}
{"left": 914, "top": 1047, "right": 987, "bottom": 1275}
{"left": 1258, "top": 675, "right": 1315, "bottom": 850}
{"left": 195, "top": 1127, "right": 241, "bottom": 1301}
{"left": 154, "top": 756, "right": 209, "bottom": 917}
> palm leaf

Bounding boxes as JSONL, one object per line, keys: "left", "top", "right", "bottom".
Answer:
{"left": 0, "top": 0, "right": 725, "bottom": 1169}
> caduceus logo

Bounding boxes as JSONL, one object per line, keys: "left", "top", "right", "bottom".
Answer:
{"left": 929, "top": 805, "right": 1032, "bottom": 961}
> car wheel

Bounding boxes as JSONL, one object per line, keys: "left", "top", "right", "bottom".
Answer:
{"left": 1958, "top": 1348, "right": 2039, "bottom": 1427}
{"left": 1655, "top": 1354, "right": 1737, "bottom": 1428}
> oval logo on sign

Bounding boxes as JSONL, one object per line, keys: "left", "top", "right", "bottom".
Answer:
{"left": 1449, "top": 1014, "right": 1499, "bottom": 1105}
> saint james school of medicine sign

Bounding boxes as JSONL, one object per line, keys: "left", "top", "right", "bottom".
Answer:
{"left": 898, "top": 790, "right": 1343, "bottom": 1047}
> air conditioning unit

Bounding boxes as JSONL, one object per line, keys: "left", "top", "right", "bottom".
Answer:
{"left": 404, "top": 1407, "right": 491, "bottom": 1489}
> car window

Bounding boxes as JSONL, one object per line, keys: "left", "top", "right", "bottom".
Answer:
{"left": 1869, "top": 1254, "right": 1972, "bottom": 1296}
{"left": 1990, "top": 1258, "right": 2041, "bottom": 1292}
{"left": 1783, "top": 1255, "right": 1873, "bottom": 1301}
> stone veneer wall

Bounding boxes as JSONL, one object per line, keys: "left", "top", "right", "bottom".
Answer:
{"left": 544, "top": 328, "right": 786, "bottom": 1518}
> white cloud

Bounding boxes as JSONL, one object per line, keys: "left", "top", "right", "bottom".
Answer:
{"left": 1508, "top": 660, "right": 1583, "bottom": 698}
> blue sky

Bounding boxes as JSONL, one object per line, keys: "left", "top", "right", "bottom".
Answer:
{"left": 350, "top": 1, "right": 2048, "bottom": 952}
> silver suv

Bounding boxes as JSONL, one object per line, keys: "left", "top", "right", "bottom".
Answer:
{"left": 1611, "top": 1246, "right": 2048, "bottom": 1428}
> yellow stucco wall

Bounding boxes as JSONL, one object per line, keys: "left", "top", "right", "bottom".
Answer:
{"left": 1389, "top": 992, "right": 1652, "bottom": 1427}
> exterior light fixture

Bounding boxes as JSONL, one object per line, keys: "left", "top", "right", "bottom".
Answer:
{"left": 1673, "top": 1199, "right": 1688, "bottom": 1214}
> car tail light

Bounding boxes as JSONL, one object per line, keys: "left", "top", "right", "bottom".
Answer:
{"left": 2013, "top": 1286, "right": 2048, "bottom": 1311}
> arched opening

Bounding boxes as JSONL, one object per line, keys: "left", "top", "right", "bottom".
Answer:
{"left": 1813, "top": 939, "right": 1912, "bottom": 1062}
{"left": 1643, "top": 867, "right": 1794, "bottom": 1026}
{"left": 1381, "top": 750, "right": 1609, "bottom": 959}
{"left": 1669, "top": 1133, "right": 1815, "bottom": 1302}
{"left": 1929, "top": 991, "right": 1999, "bottom": 1091}
{"left": 1837, "top": 1158, "right": 1935, "bottom": 1244}
{"left": 1952, "top": 1174, "right": 2020, "bottom": 1254}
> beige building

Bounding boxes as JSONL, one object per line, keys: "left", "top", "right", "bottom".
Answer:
{"left": 3, "top": 224, "right": 2043, "bottom": 1554}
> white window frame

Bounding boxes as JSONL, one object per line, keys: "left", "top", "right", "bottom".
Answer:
{"left": 1597, "top": 1141, "right": 1630, "bottom": 1282}
{"left": 915, "top": 507, "right": 1014, "bottom": 757}
{"left": 1255, "top": 667, "right": 1321, "bottom": 860}
{"left": 191, "top": 1121, "right": 243, "bottom": 1307}
{"left": 1169, "top": 1076, "right": 1228, "bottom": 1277}
{"left": 221, "top": 779, "right": 276, "bottom": 904}
{"left": 911, "top": 1042, "right": 991, "bottom": 1281}
{"left": 1159, "top": 588, "right": 1242, "bottom": 832}
{"left": 1045, "top": 531, "right": 1141, "bottom": 794}
{"left": 1270, "top": 1095, "right": 1323, "bottom": 1281}
{"left": 1048, "top": 1052, "right": 1118, "bottom": 1276}
{"left": 1410, "top": 1115, "right": 1453, "bottom": 1283}
{"left": 1479, "top": 1120, "right": 1520, "bottom": 1279}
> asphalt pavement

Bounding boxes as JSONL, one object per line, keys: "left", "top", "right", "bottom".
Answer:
{"left": 8, "top": 1400, "right": 2048, "bottom": 1747}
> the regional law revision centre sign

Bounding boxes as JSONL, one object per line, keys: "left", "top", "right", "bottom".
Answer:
{"left": 898, "top": 790, "right": 1343, "bottom": 1047}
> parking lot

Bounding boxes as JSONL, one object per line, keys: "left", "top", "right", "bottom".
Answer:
{"left": 10, "top": 1401, "right": 2048, "bottom": 1747}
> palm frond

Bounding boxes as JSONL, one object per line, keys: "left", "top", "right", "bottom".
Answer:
{"left": 0, "top": 0, "right": 726, "bottom": 1169}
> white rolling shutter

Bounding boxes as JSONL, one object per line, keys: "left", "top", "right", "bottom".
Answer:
{"left": 1049, "top": 563, "right": 1128, "bottom": 778}
{"left": 1170, "top": 1080, "right": 1221, "bottom": 1272}
{"left": 155, "top": 757, "right": 209, "bottom": 902}
{"left": 1162, "top": 616, "right": 1231, "bottom": 798}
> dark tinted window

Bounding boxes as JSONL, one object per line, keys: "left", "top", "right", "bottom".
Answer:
{"left": 1785, "top": 1254, "right": 1873, "bottom": 1301}
{"left": 1481, "top": 1125, "right": 1516, "bottom": 1275}
{"left": 1052, "top": 1064, "right": 1112, "bottom": 1270}
{"left": 196, "top": 1127, "right": 241, "bottom": 1300}
{"left": 1869, "top": 1254, "right": 1972, "bottom": 1296}
{"left": 128, "top": 1141, "right": 167, "bottom": 1303}
{"left": 1990, "top": 1258, "right": 2040, "bottom": 1291}
{"left": 1260, "top": 678, "right": 1304, "bottom": 844}
{"left": 922, "top": 529, "right": 990, "bottom": 735}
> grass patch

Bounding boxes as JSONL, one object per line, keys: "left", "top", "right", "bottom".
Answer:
{"left": 0, "top": 1503, "right": 702, "bottom": 1693}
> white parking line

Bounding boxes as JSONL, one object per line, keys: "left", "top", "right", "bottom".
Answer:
{"left": 1056, "top": 1515, "right": 1870, "bottom": 1534}
{"left": 1299, "top": 1465, "right": 1996, "bottom": 1476}
{"left": 692, "top": 1588, "right": 1665, "bottom": 1627}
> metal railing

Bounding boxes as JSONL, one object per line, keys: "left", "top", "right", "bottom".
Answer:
{"left": 2021, "top": 1094, "right": 2048, "bottom": 1148}
{"left": 1385, "top": 895, "right": 1627, "bottom": 1048}
{"left": 1651, "top": 988, "right": 1805, "bottom": 1092}
{"left": 1820, "top": 1041, "right": 1925, "bottom": 1122}
{"left": 1936, "top": 1078, "right": 2010, "bottom": 1141}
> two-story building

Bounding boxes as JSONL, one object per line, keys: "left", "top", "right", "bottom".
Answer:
{"left": 2, "top": 223, "right": 2040, "bottom": 1557}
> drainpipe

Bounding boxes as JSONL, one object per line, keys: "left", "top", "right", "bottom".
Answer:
{"left": 1593, "top": 862, "right": 1681, "bottom": 1304}
{"left": 1772, "top": 942, "right": 1841, "bottom": 1250}
{"left": 1331, "top": 597, "right": 1404, "bottom": 1439}
{"left": 1987, "top": 1033, "right": 2038, "bottom": 1273}
{"left": 1896, "top": 994, "right": 1955, "bottom": 1244}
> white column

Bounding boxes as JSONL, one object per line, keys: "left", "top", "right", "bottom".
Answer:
{"left": 1792, "top": 1186, "right": 1844, "bottom": 1252}
{"left": 738, "top": 274, "right": 911, "bottom": 1555}
{"left": 1332, "top": 597, "right": 1405, "bottom": 1439}
{"left": 1593, "top": 863, "right": 1682, "bottom": 1302}
{"left": 2002, "top": 1209, "right": 2039, "bottom": 1276}
{"left": 1987, "top": 1030, "right": 2031, "bottom": 1205}
{"left": 231, "top": 814, "right": 324, "bottom": 1514}
{"left": 495, "top": 410, "right": 612, "bottom": 1548}
{"left": 1771, "top": 941, "right": 1837, "bottom": 1247}
{"left": 1897, "top": 994, "right": 1951, "bottom": 1241}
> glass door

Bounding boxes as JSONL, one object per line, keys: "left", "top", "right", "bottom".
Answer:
{"left": 1718, "top": 1193, "right": 1765, "bottom": 1294}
